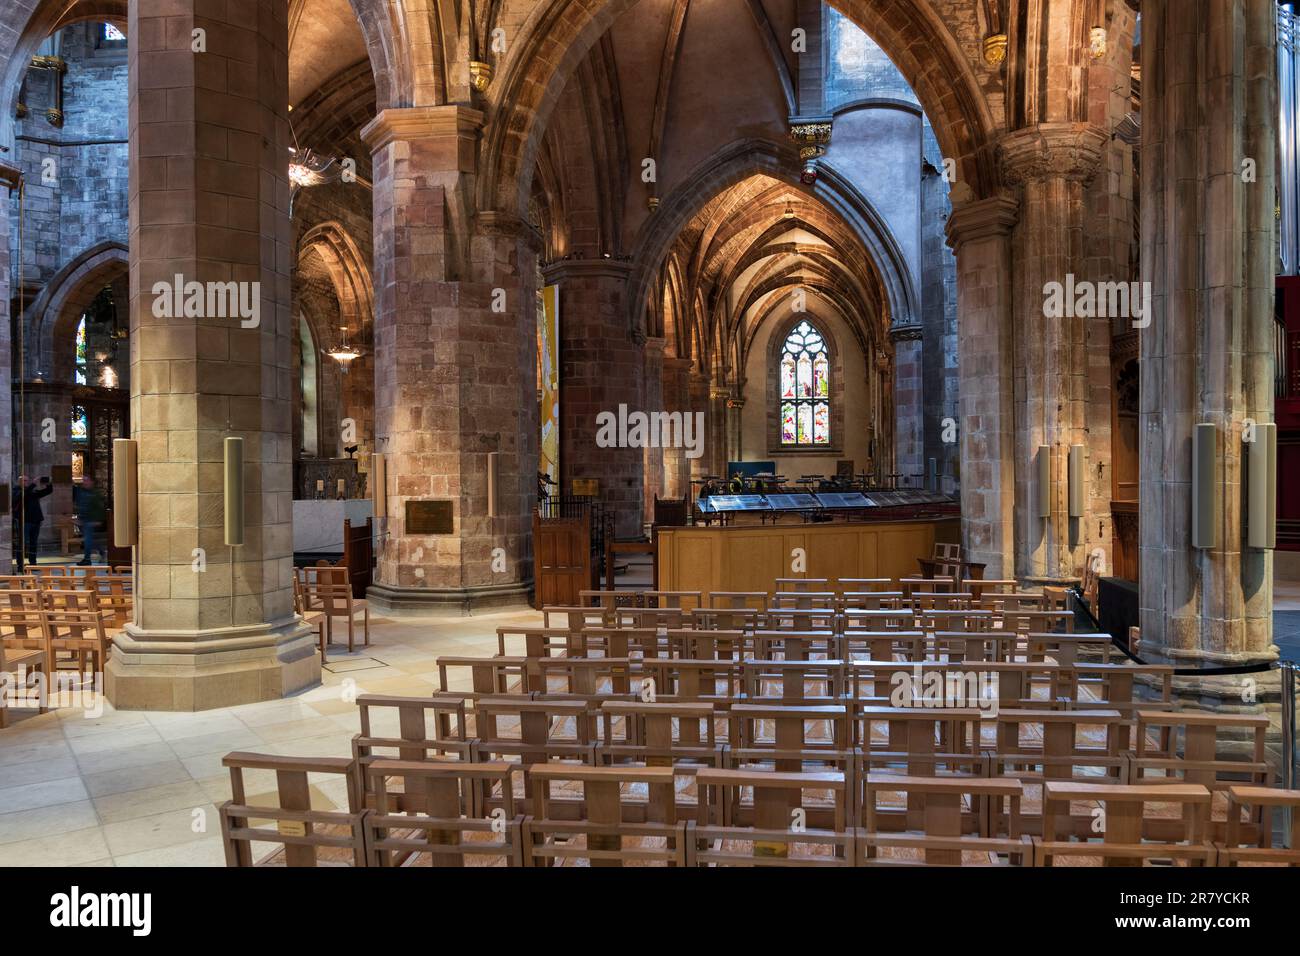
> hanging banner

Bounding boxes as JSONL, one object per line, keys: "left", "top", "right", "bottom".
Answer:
{"left": 538, "top": 283, "right": 561, "bottom": 490}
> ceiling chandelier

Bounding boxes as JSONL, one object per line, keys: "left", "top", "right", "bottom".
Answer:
{"left": 288, "top": 146, "right": 341, "bottom": 215}
{"left": 325, "top": 326, "right": 362, "bottom": 367}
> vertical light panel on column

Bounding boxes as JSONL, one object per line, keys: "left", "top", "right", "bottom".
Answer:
{"left": 1192, "top": 423, "right": 1218, "bottom": 550}
{"left": 1247, "top": 423, "right": 1277, "bottom": 550}
{"left": 1036, "top": 445, "right": 1051, "bottom": 519}
{"left": 928, "top": 457, "right": 938, "bottom": 492}
{"left": 224, "top": 437, "right": 244, "bottom": 547}
{"left": 371, "top": 452, "right": 387, "bottom": 518}
{"left": 112, "top": 438, "right": 138, "bottom": 546}
{"left": 1067, "top": 445, "right": 1084, "bottom": 518}
{"left": 487, "top": 452, "right": 500, "bottom": 518}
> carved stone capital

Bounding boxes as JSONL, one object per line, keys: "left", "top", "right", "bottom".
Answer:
{"left": 360, "top": 106, "right": 484, "bottom": 172}
{"left": 997, "top": 123, "right": 1108, "bottom": 187}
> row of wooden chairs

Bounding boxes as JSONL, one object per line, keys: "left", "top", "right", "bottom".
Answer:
{"left": 584, "top": 580, "right": 1068, "bottom": 608}
{"left": 219, "top": 748, "right": 1299, "bottom": 867}
{"left": 546, "top": 605, "right": 1076, "bottom": 639}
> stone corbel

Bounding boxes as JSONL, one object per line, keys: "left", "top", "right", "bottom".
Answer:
{"left": 789, "top": 117, "right": 833, "bottom": 183}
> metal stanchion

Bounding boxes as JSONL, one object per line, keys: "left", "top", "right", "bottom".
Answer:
{"left": 1283, "top": 663, "right": 1296, "bottom": 849}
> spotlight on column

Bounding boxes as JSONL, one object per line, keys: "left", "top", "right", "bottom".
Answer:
{"left": 1068, "top": 445, "right": 1085, "bottom": 519}
{"left": 371, "top": 453, "right": 387, "bottom": 518}
{"left": 223, "top": 437, "right": 244, "bottom": 548}
{"left": 1192, "top": 423, "right": 1218, "bottom": 550}
{"left": 487, "top": 452, "right": 500, "bottom": 519}
{"left": 112, "top": 438, "right": 138, "bottom": 547}
{"left": 1247, "top": 423, "right": 1277, "bottom": 550}
{"left": 1036, "top": 445, "right": 1052, "bottom": 519}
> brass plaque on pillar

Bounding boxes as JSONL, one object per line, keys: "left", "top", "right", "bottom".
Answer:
{"left": 572, "top": 479, "right": 599, "bottom": 496}
{"left": 51, "top": 466, "right": 72, "bottom": 484}
{"left": 406, "top": 500, "right": 454, "bottom": 534}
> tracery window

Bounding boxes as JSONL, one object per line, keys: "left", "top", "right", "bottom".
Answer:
{"left": 779, "top": 320, "right": 830, "bottom": 445}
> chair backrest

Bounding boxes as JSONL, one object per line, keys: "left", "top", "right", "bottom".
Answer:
{"left": 774, "top": 578, "right": 830, "bottom": 593}
{"left": 694, "top": 768, "right": 852, "bottom": 865}
{"left": 219, "top": 752, "right": 365, "bottom": 867}
{"left": 1038, "top": 781, "right": 1214, "bottom": 866}
{"left": 707, "top": 591, "right": 768, "bottom": 610}
{"left": 859, "top": 773, "right": 1030, "bottom": 866}
{"left": 353, "top": 694, "right": 472, "bottom": 805}
{"left": 599, "top": 700, "right": 719, "bottom": 766}
{"left": 363, "top": 759, "right": 521, "bottom": 867}
{"left": 526, "top": 764, "right": 686, "bottom": 866}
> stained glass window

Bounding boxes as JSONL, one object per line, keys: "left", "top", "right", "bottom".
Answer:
{"left": 103, "top": 23, "right": 125, "bottom": 42}
{"left": 71, "top": 405, "right": 88, "bottom": 444}
{"left": 778, "top": 320, "right": 830, "bottom": 445}
{"left": 75, "top": 317, "right": 87, "bottom": 385}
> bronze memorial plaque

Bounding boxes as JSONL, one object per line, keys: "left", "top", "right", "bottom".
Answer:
{"left": 405, "top": 499, "right": 454, "bottom": 534}
{"left": 51, "top": 465, "right": 73, "bottom": 484}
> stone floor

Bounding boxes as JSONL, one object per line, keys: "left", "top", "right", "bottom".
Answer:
{"left": 2, "top": 558, "right": 1299, "bottom": 867}
{"left": 0, "top": 607, "right": 544, "bottom": 867}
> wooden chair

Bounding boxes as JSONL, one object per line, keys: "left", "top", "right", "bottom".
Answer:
{"left": 352, "top": 694, "right": 472, "bottom": 807}
{"left": 304, "top": 565, "right": 370, "bottom": 653}
{"left": 727, "top": 703, "right": 854, "bottom": 783}
{"left": 598, "top": 700, "right": 723, "bottom": 770}
{"left": 1037, "top": 781, "right": 1214, "bottom": 867}
{"left": 41, "top": 589, "right": 113, "bottom": 674}
{"left": 740, "top": 658, "right": 847, "bottom": 705}
{"left": 87, "top": 573, "right": 132, "bottom": 629}
{"left": 859, "top": 774, "right": 1033, "bottom": 866}
{"left": 770, "top": 591, "right": 837, "bottom": 611}
{"left": 1130, "top": 710, "right": 1272, "bottom": 842}
{"left": 524, "top": 764, "right": 687, "bottom": 866}
{"left": 751, "top": 629, "right": 838, "bottom": 662}
{"left": 638, "top": 658, "right": 743, "bottom": 710}
{"left": 707, "top": 591, "right": 768, "bottom": 610}
{"left": 638, "top": 590, "right": 702, "bottom": 611}
{"left": 363, "top": 759, "right": 523, "bottom": 867}
{"left": 436, "top": 656, "right": 530, "bottom": 700}
{"left": 835, "top": 577, "right": 895, "bottom": 594}
{"left": 667, "top": 627, "right": 746, "bottom": 661}
{"left": 693, "top": 768, "right": 853, "bottom": 866}
{"left": 293, "top": 568, "right": 328, "bottom": 662}
{"left": 219, "top": 753, "right": 367, "bottom": 867}
{"left": 689, "top": 606, "right": 762, "bottom": 634}
{"left": 986, "top": 710, "right": 1127, "bottom": 836}
{"left": 855, "top": 705, "right": 985, "bottom": 777}
{"left": 840, "top": 591, "right": 905, "bottom": 611}
{"left": 0, "top": 627, "right": 48, "bottom": 728}
{"left": 471, "top": 697, "right": 597, "bottom": 810}
{"left": 1217, "top": 786, "right": 1300, "bottom": 866}
{"left": 0, "top": 589, "right": 50, "bottom": 678}
{"left": 532, "top": 655, "right": 639, "bottom": 704}
{"left": 774, "top": 578, "right": 830, "bottom": 594}
{"left": 841, "top": 630, "right": 926, "bottom": 663}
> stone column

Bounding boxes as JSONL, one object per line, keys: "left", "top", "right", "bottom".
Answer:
{"left": 0, "top": 163, "right": 17, "bottom": 571}
{"left": 109, "top": 0, "right": 318, "bottom": 710}
{"left": 547, "top": 258, "right": 643, "bottom": 538}
{"left": 360, "top": 107, "right": 536, "bottom": 612}
{"left": 662, "top": 356, "right": 692, "bottom": 499}
{"left": 642, "top": 336, "right": 665, "bottom": 525}
{"left": 688, "top": 372, "right": 710, "bottom": 484}
{"left": 945, "top": 197, "right": 1018, "bottom": 577}
{"left": 891, "top": 325, "right": 924, "bottom": 487}
{"left": 708, "top": 384, "right": 730, "bottom": 480}
{"left": 999, "top": 124, "right": 1109, "bottom": 585}
{"left": 1138, "top": 0, "right": 1276, "bottom": 692}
